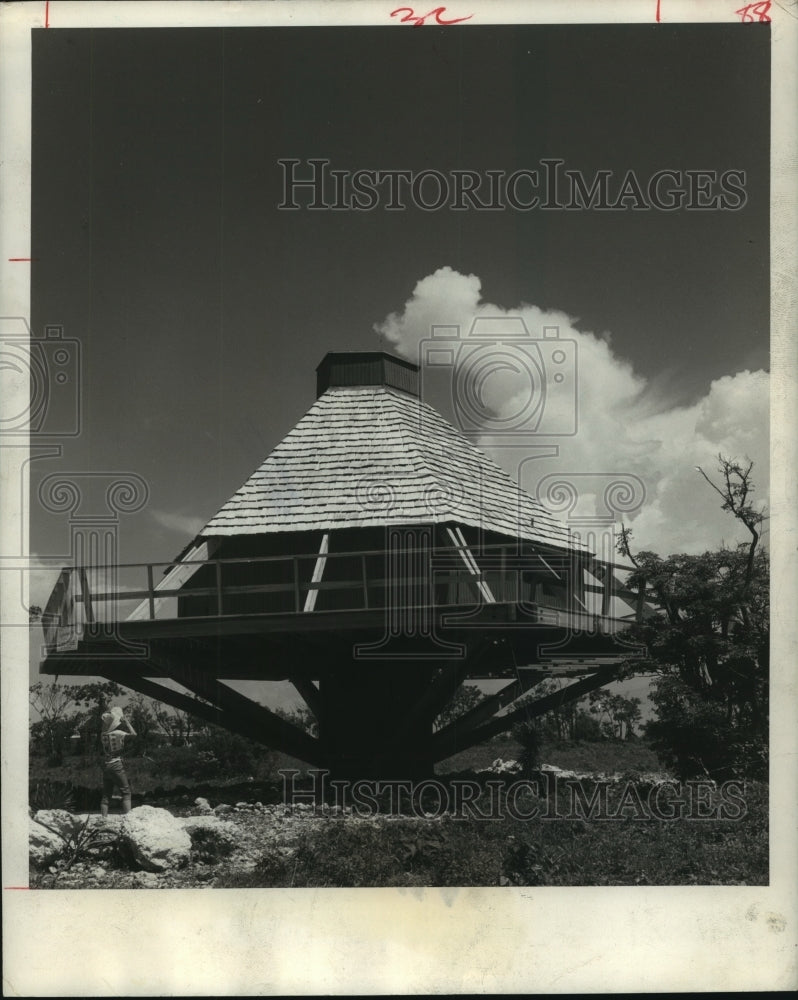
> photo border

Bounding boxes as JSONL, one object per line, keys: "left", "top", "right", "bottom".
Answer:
{"left": 2, "top": 1, "right": 795, "bottom": 994}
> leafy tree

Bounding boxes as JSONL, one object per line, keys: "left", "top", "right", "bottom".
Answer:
{"left": 68, "top": 680, "right": 126, "bottom": 714}
{"left": 64, "top": 681, "right": 128, "bottom": 752}
{"left": 618, "top": 455, "right": 768, "bottom": 779}
{"left": 509, "top": 681, "right": 606, "bottom": 744}
{"left": 123, "top": 693, "right": 160, "bottom": 756}
{"left": 569, "top": 707, "right": 604, "bottom": 741}
{"left": 513, "top": 679, "right": 566, "bottom": 740}
{"left": 588, "top": 690, "right": 642, "bottom": 740}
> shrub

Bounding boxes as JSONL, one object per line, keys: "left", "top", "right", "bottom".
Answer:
{"left": 189, "top": 825, "right": 237, "bottom": 864}
{"left": 190, "top": 726, "right": 274, "bottom": 779}
{"left": 150, "top": 727, "right": 275, "bottom": 781}
{"left": 646, "top": 676, "right": 768, "bottom": 781}
{"left": 30, "top": 778, "right": 76, "bottom": 813}
{"left": 572, "top": 709, "right": 604, "bottom": 741}
{"left": 149, "top": 744, "right": 199, "bottom": 778}
{"left": 34, "top": 814, "right": 121, "bottom": 873}
{"left": 513, "top": 721, "right": 543, "bottom": 777}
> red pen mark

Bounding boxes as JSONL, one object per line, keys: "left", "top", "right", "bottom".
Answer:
{"left": 45, "top": 0, "right": 50, "bottom": 28}
{"left": 4, "top": 887, "right": 31, "bottom": 890}
{"left": 735, "top": 1, "right": 771, "bottom": 20}
{"left": 390, "top": 6, "right": 473, "bottom": 26}
{"left": 656, "top": 0, "right": 661, "bottom": 22}
{"left": 8, "top": 258, "right": 38, "bottom": 262}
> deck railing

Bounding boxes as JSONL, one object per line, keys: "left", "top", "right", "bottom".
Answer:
{"left": 41, "top": 543, "right": 648, "bottom": 653}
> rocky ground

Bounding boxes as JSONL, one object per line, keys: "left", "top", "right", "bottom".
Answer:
{"left": 30, "top": 801, "right": 344, "bottom": 889}
{"left": 30, "top": 760, "right": 680, "bottom": 890}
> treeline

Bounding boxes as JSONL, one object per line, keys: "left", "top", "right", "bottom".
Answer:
{"left": 29, "top": 681, "right": 274, "bottom": 781}
{"left": 434, "top": 681, "right": 644, "bottom": 744}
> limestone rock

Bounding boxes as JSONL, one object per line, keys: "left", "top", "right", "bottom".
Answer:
{"left": 480, "top": 758, "right": 522, "bottom": 775}
{"left": 134, "top": 870, "right": 160, "bottom": 887}
{"left": 213, "top": 803, "right": 233, "bottom": 816}
{"left": 194, "top": 797, "right": 213, "bottom": 815}
{"left": 120, "top": 805, "right": 191, "bottom": 872}
{"left": 33, "top": 809, "right": 83, "bottom": 840}
{"left": 29, "top": 817, "right": 65, "bottom": 868}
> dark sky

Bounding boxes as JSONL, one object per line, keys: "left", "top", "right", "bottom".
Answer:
{"left": 31, "top": 23, "right": 769, "bottom": 567}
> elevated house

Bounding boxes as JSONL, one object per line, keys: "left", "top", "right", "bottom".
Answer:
{"left": 41, "top": 352, "right": 652, "bottom": 780}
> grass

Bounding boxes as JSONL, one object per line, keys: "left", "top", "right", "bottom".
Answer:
{"left": 216, "top": 781, "right": 768, "bottom": 888}
{"left": 508, "top": 780, "right": 768, "bottom": 886}
{"left": 30, "top": 740, "right": 768, "bottom": 888}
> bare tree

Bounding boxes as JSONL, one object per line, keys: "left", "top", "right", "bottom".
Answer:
{"left": 29, "top": 682, "right": 76, "bottom": 758}
{"left": 151, "top": 702, "right": 201, "bottom": 746}
{"left": 695, "top": 455, "right": 767, "bottom": 628}
{"left": 29, "top": 681, "right": 73, "bottom": 727}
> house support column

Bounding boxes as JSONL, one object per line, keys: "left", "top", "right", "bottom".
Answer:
{"left": 317, "top": 665, "right": 435, "bottom": 782}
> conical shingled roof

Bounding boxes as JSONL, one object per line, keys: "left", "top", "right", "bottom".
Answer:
{"left": 199, "top": 379, "right": 585, "bottom": 553}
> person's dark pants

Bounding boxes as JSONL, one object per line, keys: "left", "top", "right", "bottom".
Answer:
{"left": 101, "top": 759, "right": 131, "bottom": 815}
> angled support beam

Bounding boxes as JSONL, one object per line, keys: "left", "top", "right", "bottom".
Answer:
{"left": 101, "top": 667, "right": 227, "bottom": 729}
{"left": 446, "top": 527, "right": 496, "bottom": 604}
{"left": 535, "top": 553, "right": 563, "bottom": 580}
{"left": 77, "top": 567, "right": 95, "bottom": 624}
{"left": 434, "top": 668, "right": 549, "bottom": 741}
{"left": 166, "top": 665, "right": 323, "bottom": 765}
{"left": 587, "top": 560, "right": 657, "bottom": 619}
{"left": 98, "top": 662, "right": 309, "bottom": 755}
{"left": 291, "top": 676, "right": 322, "bottom": 719}
{"left": 396, "top": 657, "right": 473, "bottom": 737}
{"left": 431, "top": 664, "right": 622, "bottom": 763}
{"left": 408, "top": 632, "right": 523, "bottom": 732}
{"left": 600, "top": 564, "right": 612, "bottom": 617}
{"left": 127, "top": 538, "right": 220, "bottom": 621}
{"left": 303, "top": 532, "right": 329, "bottom": 613}
{"left": 123, "top": 638, "right": 323, "bottom": 764}
{"left": 96, "top": 663, "right": 309, "bottom": 757}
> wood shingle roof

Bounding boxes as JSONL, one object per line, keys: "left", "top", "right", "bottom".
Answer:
{"left": 199, "top": 384, "right": 584, "bottom": 552}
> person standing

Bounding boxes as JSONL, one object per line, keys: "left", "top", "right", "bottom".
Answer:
{"left": 99, "top": 705, "right": 136, "bottom": 817}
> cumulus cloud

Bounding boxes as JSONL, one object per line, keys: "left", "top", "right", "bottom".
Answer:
{"left": 374, "top": 267, "right": 768, "bottom": 556}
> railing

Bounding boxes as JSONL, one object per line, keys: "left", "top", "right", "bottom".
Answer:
{"left": 40, "top": 543, "right": 648, "bottom": 652}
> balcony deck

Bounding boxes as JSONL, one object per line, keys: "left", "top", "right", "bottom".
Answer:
{"left": 39, "top": 543, "right": 650, "bottom": 680}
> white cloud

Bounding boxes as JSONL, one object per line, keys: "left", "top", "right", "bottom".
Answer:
{"left": 150, "top": 508, "right": 206, "bottom": 538}
{"left": 375, "top": 267, "right": 768, "bottom": 556}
